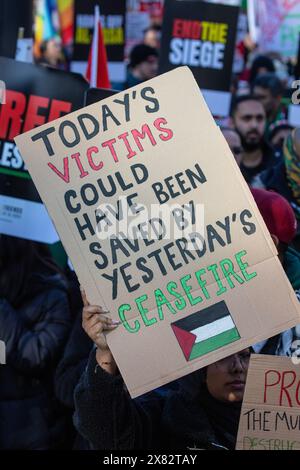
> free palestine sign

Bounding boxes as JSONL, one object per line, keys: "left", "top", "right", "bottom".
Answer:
{"left": 15, "top": 67, "right": 300, "bottom": 397}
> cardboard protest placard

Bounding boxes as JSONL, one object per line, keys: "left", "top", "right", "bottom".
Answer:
{"left": 158, "top": 0, "right": 239, "bottom": 116}
{"left": 72, "top": 0, "right": 126, "bottom": 82}
{"left": 15, "top": 67, "right": 300, "bottom": 397}
{"left": 0, "top": 57, "right": 89, "bottom": 243}
{"left": 236, "top": 354, "right": 300, "bottom": 450}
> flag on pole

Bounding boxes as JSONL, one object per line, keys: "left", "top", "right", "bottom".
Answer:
{"left": 34, "top": 0, "right": 59, "bottom": 57}
{"left": 86, "top": 5, "right": 111, "bottom": 89}
{"left": 57, "top": 0, "right": 74, "bottom": 49}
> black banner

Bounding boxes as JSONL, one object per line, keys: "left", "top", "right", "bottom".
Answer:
{"left": 158, "top": 0, "right": 239, "bottom": 92}
{"left": 84, "top": 87, "right": 118, "bottom": 107}
{"left": 0, "top": 0, "right": 32, "bottom": 58}
{"left": 0, "top": 57, "right": 89, "bottom": 203}
{"left": 73, "top": 0, "right": 126, "bottom": 63}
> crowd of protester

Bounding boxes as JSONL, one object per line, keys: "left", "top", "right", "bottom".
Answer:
{"left": 2, "top": 23, "right": 300, "bottom": 451}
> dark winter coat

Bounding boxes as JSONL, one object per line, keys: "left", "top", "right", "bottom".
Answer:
{"left": 54, "top": 310, "right": 93, "bottom": 449}
{"left": 55, "top": 309, "right": 92, "bottom": 409}
{"left": 0, "top": 273, "right": 71, "bottom": 449}
{"left": 74, "top": 349, "right": 241, "bottom": 450}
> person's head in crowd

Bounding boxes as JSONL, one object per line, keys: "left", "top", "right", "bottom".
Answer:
{"left": 180, "top": 348, "right": 251, "bottom": 403}
{"left": 0, "top": 235, "right": 60, "bottom": 307}
{"left": 205, "top": 349, "right": 251, "bottom": 403}
{"left": 269, "top": 121, "right": 293, "bottom": 152}
{"left": 129, "top": 44, "right": 158, "bottom": 81}
{"left": 251, "top": 188, "right": 297, "bottom": 261}
{"left": 38, "top": 37, "right": 65, "bottom": 68}
{"left": 252, "top": 73, "right": 284, "bottom": 121}
{"left": 231, "top": 95, "right": 266, "bottom": 152}
{"left": 249, "top": 55, "right": 275, "bottom": 85}
{"left": 221, "top": 127, "right": 243, "bottom": 166}
{"left": 143, "top": 25, "right": 161, "bottom": 50}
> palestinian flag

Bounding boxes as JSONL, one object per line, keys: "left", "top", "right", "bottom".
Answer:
{"left": 171, "top": 301, "right": 240, "bottom": 361}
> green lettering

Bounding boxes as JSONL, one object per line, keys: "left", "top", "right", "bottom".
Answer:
{"left": 136, "top": 294, "right": 157, "bottom": 326}
{"left": 155, "top": 289, "right": 176, "bottom": 320}
{"left": 195, "top": 268, "right": 210, "bottom": 299}
{"left": 235, "top": 250, "right": 257, "bottom": 281}
{"left": 207, "top": 263, "right": 227, "bottom": 295}
{"left": 167, "top": 281, "right": 187, "bottom": 310}
{"left": 180, "top": 274, "right": 203, "bottom": 306}
{"left": 118, "top": 304, "right": 140, "bottom": 333}
{"left": 220, "top": 258, "right": 244, "bottom": 288}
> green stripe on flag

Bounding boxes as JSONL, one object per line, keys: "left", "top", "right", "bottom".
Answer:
{"left": 189, "top": 328, "right": 240, "bottom": 361}
{"left": 0, "top": 168, "right": 31, "bottom": 179}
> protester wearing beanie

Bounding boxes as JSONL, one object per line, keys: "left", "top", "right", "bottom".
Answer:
{"left": 250, "top": 188, "right": 300, "bottom": 357}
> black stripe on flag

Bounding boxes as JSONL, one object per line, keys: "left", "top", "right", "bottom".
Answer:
{"left": 172, "top": 300, "right": 232, "bottom": 331}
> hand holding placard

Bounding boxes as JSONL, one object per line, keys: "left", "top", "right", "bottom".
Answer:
{"left": 15, "top": 67, "right": 300, "bottom": 397}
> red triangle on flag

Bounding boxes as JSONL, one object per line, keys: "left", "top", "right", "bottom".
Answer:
{"left": 86, "top": 17, "right": 111, "bottom": 89}
{"left": 171, "top": 325, "right": 196, "bottom": 361}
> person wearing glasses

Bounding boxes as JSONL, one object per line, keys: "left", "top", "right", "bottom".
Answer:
{"left": 73, "top": 289, "right": 251, "bottom": 450}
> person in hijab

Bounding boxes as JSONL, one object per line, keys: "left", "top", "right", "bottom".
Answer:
{"left": 73, "top": 290, "right": 250, "bottom": 450}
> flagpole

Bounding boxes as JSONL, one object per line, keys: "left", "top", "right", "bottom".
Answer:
{"left": 247, "top": 0, "right": 259, "bottom": 45}
{"left": 91, "top": 5, "right": 100, "bottom": 88}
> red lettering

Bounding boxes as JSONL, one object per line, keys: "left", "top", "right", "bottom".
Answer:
{"left": 172, "top": 19, "right": 183, "bottom": 37}
{"left": 86, "top": 146, "right": 103, "bottom": 171}
{"left": 154, "top": 117, "right": 174, "bottom": 141}
{"left": 191, "top": 21, "right": 201, "bottom": 40}
{"left": 48, "top": 158, "right": 70, "bottom": 183}
{"left": 182, "top": 20, "right": 193, "bottom": 39}
{"left": 71, "top": 152, "right": 89, "bottom": 178}
{"left": 0, "top": 90, "right": 26, "bottom": 140}
{"left": 131, "top": 124, "right": 157, "bottom": 152}
{"left": 296, "top": 379, "right": 300, "bottom": 406}
{"left": 102, "top": 138, "right": 118, "bottom": 162}
{"left": 48, "top": 99, "right": 72, "bottom": 121}
{"left": 23, "top": 95, "right": 49, "bottom": 133}
{"left": 280, "top": 371, "right": 296, "bottom": 407}
{"left": 264, "top": 370, "right": 281, "bottom": 403}
{"left": 172, "top": 20, "right": 201, "bottom": 39}
{"left": 118, "top": 132, "right": 137, "bottom": 159}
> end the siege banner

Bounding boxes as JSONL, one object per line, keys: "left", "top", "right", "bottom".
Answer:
{"left": 158, "top": 0, "right": 239, "bottom": 116}
{"left": 15, "top": 67, "right": 300, "bottom": 397}
{"left": 0, "top": 57, "right": 89, "bottom": 242}
{"left": 159, "top": 0, "right": 239, "bottom": 92}
{"left": 236, "top": 355, "right": 300, "bottom": 450}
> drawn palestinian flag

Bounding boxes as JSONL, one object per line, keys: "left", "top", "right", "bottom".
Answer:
{"left": 171, "top": 301, "right": 240, "bottom": 361}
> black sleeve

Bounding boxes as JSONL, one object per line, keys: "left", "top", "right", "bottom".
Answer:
{"left": 73, "top": 349, "right": 165, "bottom": 450}
{"left": 0, "top": 290, "right": 71, "bottom": 376}
{"left": 54, "top": 311, "right": 93, "bottom": 408}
